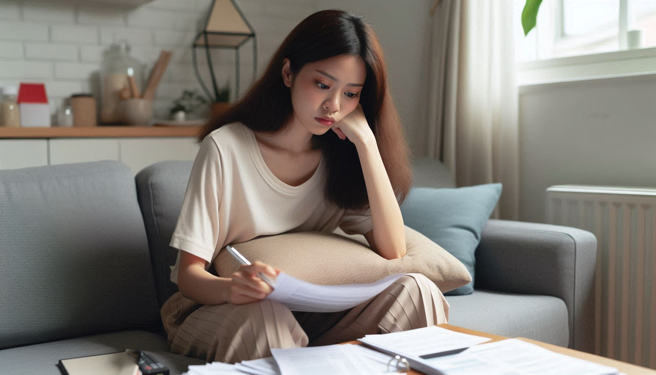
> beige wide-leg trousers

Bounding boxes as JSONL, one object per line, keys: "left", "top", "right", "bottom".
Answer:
{"left": 161, "top": 274, "right": 449, "bottom": 364}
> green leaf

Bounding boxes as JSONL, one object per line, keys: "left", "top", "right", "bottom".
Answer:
{"left": 522, "top": 0, "right": 543, "bottom": 36}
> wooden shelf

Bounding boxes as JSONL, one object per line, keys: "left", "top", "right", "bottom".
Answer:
{"left": 0, "top": 125, "right": 203, "bottom": 139}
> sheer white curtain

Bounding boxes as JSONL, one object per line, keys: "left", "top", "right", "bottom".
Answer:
{"left": 416, "top": 0, "right": 520, "bottom": 220}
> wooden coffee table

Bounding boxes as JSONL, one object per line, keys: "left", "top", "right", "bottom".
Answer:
{"left": 347, "top": 324, "right": 656, "bottom": 375}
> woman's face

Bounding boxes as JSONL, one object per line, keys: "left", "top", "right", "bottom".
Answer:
{"left": 282, "top": 55, "right": 366, "bottom": 135}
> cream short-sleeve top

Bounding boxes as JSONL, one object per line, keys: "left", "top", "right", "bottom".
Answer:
{"left": 168, "top": 122, "right": 373, "bottom": 284}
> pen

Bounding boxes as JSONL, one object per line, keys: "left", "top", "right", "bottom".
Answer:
{"left": 419, "top": 347, "right": 469, "bottom": 359}
{"left": 225, "top": 245, "right": 276, "bottom": 290}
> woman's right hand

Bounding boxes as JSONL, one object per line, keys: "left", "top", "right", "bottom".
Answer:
{"left": 223, "top": 261, "right": 281, "bottom": 305}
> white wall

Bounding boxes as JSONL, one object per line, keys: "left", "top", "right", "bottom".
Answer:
{"left": 0, "top": 0, "right": 316, "bottom": 121}
{"left": 519, "top": 74, "right": 656, "bottom": 223}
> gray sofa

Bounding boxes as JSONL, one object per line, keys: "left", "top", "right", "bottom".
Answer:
{"left": 0, "top": 158, "right": 597, "bottom": 374}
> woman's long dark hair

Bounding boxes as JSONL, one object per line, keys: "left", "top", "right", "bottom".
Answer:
{"left": 197, "top": 9, "right": 412, "bottom": 211}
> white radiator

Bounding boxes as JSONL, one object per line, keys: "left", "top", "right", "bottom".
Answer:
{"left": 546, "top": 185, "right": 656, "bottom": 369}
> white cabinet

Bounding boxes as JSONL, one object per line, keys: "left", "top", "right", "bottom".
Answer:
{"left": 0, "top": 140, "right": 48, "bottom": 170}
{"left": 119, "top": 137, "right": 199, "bottom": 175}
{"left": 0, "top": 137, "right": 198, "bottom": 174}
{"left": 49, "top": 139, "right": 120, "bottom": 166}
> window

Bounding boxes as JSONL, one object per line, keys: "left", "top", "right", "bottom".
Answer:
{"left": 514, "top": 0, "right": 656, "bottom": 85}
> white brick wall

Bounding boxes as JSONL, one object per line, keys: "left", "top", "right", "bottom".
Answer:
{"left": 25, "top": 43, "right": 78, "bottom": 61}
{"left": 0, "top": 61, "right": 53, "bottom": 79}
{"left": 51, "top": 25, "right": 100, "bottom": 44}
{"left": 54, "top": 63, "right": 100, "bottom": 80}
{"left": 77, "top": 5, "right": 128, "bottom": 26}
{"left": 0, "top": 2, "right": 21, "bottom": 20}
{"left": 0, "top": 0, "right": 317, "bottom": 121}
{"left": 0, "top": 41, "right": 23, "bottom": 59}
{"left": 23, "top": 2, "right": 76, "bottom": 24}
{"left": 0, "top": 23, "right": 49, "bottom": 42}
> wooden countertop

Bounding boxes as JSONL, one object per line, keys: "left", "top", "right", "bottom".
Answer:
{"left": 0, "top": 125, "right": 203, "bottom": 139}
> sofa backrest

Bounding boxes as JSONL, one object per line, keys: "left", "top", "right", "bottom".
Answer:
{"left": 411, "top": 157, "right": 456, "bottom": 189}
{"left": 0, "top": 161, "right": 161, "bottom": 350}
{"left": 135, "top": 156, "right": 456, "bottom": 307}
{"left": 135, "top": 161, "right": 196, "bottom": 307}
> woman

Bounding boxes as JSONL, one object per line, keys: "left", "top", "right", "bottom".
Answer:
{"left": 161, "top": 9, "right": 449, "bottom": 364}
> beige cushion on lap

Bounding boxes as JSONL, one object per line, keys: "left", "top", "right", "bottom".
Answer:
{"left": 213, "top": 226, "right": 472, "bottom": 293}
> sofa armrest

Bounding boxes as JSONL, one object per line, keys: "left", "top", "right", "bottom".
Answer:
{"left": 474, "top": 219, "right": 597, "bottom": 352}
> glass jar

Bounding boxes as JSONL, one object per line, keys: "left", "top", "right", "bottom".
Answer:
{"left": 0, "top": 86, "right": 20, "bottom": 127}
{"left": 57, "top": 104, "right": 74, "bottom": 127}
{"left": 99, "top": 41, "right": 144, "bottom": 124}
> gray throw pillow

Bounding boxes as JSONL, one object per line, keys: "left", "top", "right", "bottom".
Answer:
{"left": 400, "top": 184, "right": 502, "bottom": 295}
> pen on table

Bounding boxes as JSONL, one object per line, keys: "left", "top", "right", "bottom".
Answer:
{"left": 225, "top": 245, "right": 276, "bottom": 290}
{"left": 419, "top": 347, "right": 470, "bottom": 359}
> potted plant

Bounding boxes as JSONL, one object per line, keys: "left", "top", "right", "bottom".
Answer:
{"left": 169, "top": 89, "right": 208, "bottom": 121}
{"left": 210, "top": 81, "right": 231, "bottom": 119}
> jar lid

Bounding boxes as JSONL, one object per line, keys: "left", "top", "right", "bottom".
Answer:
{"left": 71, "top": 93, "right": 93, "bottom": 98}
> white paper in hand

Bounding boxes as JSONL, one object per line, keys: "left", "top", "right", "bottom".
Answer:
{"left": 267, "top": 272, "right": 406, "bottom": 312}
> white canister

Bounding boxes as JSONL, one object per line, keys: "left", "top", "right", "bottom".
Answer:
{"left": 627, "top": 29, "right": 643, "bottom": 50}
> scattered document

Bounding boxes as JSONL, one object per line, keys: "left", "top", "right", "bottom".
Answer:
{"left": 182, "top": 321, "right": 622, "bottom": 375}
{"left": 359, "top": 327, "right": 620, "bottom": 375}
{"left": 271, "top": 344, "right": 393, "bottom": 375}
{"left": 234, "top": 357, "right": 279, "bottom": 375}
{"left": 425, "top": 339, "right": 620, "bottom": 375}
{"left": 359, "top": 326, "right": 496, "bottom": 375}
{"left": 182, "top": 334, "right": 622, "bottom": 375}
{"left": 359, "top": 326, "right": 491, "bottom": 359}
{"left": 185, "top": 361, "right": 243, "bottom": 374}
{"left": 350, "top": 344, "right": 394, "bottom": 365}
{"left": 182, "top": 346, "right": 395, "bottom": 375}
{"left": 267, "top": 272, "right": 407, "bottom": 312}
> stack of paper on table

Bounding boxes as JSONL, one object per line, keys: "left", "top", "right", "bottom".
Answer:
{"left": 183, "top": 325, "right": 623, "bottom": 375}
{"left": 181, "top": 327, "right": 494, "bottom": 375}
{"left": 358, "top": 326, "right": 493, "bottom": 374}
{"left": 181, "top": 344, "right": 392, "bottom": 375}
{"left": 359, "top": 326, "right": 492, "bottom": 359}
{"left": 359, "top": 326, "right": 622, "bottom": 375}
{"left": 424, "top": 338, "right": 623, "bottom": 375}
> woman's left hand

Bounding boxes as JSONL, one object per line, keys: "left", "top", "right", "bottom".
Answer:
{"left": 331, "top": 103, "right": 375, "bottom": 147}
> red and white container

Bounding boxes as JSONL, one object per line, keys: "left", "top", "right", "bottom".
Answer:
{"left": 17, "top": 83, "right": 50, "bottom": 127}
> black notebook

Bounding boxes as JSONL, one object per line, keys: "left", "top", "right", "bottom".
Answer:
{"left": 58, "top": 350, "right": 139, "bottom": 375}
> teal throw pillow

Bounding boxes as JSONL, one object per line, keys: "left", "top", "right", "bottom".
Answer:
{"left": 400, "top": 184, "right": 502, "bottom": 295}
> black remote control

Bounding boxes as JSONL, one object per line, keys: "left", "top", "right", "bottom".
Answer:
{"left": 136, "top": 351, "right": 169, "bottom": 375}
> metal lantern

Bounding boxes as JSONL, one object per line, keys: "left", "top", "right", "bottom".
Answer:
{"left": 192, "top": 0, "right": 257, "bottom": 102}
